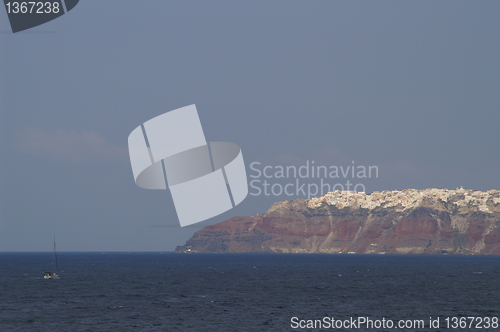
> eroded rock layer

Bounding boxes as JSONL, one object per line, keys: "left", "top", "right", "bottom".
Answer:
{"left": 175, "top": 188, "right": 500, "bottom": 255}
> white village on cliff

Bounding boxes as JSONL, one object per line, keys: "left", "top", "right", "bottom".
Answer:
{"left": 308, "top": 188, "right": 500, "bottom": 212}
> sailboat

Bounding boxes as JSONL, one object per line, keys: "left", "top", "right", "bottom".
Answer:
{"left": 43, "top": 236, "right": 59, "bottom": 279}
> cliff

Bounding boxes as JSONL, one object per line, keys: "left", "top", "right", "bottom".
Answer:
{"left": 175, "top": 188, "right": 500, "bottom": 255}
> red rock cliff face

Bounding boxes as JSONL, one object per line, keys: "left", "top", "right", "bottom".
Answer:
{"left": 175, "top": 189, "right": 500, "bottom": 255}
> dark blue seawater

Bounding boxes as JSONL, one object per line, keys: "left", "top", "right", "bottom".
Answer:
{"left": 1, "top": 253, "right": 499, "bottom": 331}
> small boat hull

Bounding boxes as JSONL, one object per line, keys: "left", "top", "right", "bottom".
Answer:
{"left": 43, "top": 272, "right": 59, "bottom": 279}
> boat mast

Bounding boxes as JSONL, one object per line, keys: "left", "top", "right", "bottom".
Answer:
{"left": 53, "top": 236, "right": 59, "bottom": 272}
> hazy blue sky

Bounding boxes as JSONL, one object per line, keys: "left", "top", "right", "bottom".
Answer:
{"left": 1, "top": 1, "right": 499, "bottom": 251}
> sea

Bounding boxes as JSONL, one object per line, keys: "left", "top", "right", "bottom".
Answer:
{"left": 0, "top": 253, "right": 499, "bottom": 332}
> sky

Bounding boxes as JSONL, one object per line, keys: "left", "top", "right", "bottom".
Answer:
{"left": 0, "top": 1, "right": 499, "bottom": 251}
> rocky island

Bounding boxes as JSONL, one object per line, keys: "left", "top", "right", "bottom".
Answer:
{"left": 175, "top": 188, "right": 500, "bottom": 255}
